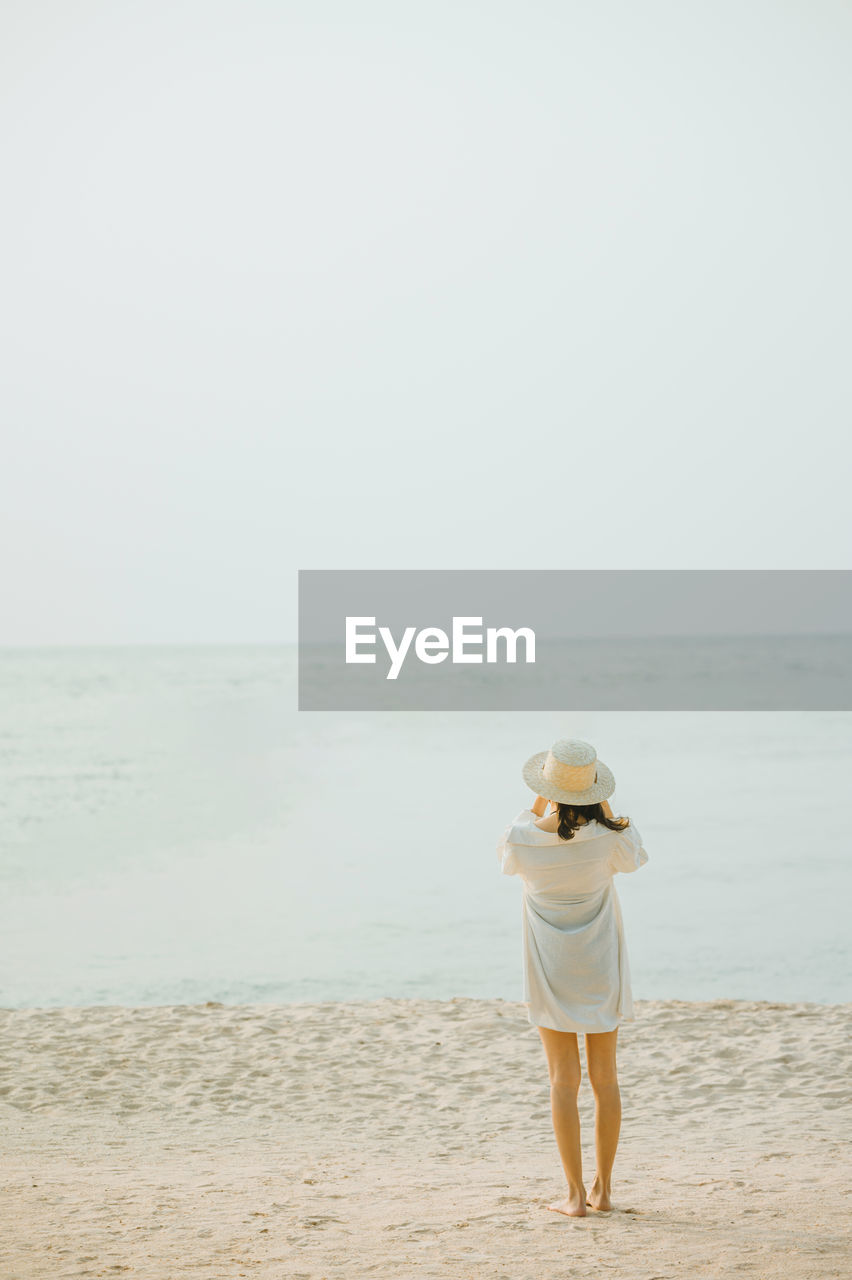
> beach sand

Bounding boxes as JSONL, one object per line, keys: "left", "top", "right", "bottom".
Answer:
{"left": 1, "top": 998, "right": 849, "bottom": 1279}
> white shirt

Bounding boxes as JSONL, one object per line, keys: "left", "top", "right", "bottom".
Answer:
{"left": 497, "top": 809, "right": 648, "bottom": 1033}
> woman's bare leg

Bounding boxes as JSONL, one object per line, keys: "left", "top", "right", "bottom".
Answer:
{"left": 584, "top": 1028, "right": 620, "bottom": 1210}
{"left": 536, "top": 1026, "right": 586, "bottom": 1216}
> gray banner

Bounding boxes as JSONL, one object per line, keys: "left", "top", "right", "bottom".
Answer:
{"left": 298, "top": 570, "right": 852, "bottom": 710}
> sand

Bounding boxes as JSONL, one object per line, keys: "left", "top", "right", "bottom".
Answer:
{"left": 1, "top": 997, "right": 850, "bottom": 1279}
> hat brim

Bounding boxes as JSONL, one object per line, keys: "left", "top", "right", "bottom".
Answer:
{"left": 522, "top": 750, "right": 615, "bottom": 805}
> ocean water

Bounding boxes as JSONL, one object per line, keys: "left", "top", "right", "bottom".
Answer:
{"left": 1, "top": 646, "right": 850, "bottom": 1009}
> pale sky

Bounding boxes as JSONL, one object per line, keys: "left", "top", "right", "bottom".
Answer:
{"left": 2, "top": 1, "right": 850, "bottom": 643}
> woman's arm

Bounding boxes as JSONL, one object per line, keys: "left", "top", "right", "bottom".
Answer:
{"left": 530, "top": 794, "right": 549, "bottom": 818}
{"left": 600, "top": 799, "right": 614, "bottom": 819}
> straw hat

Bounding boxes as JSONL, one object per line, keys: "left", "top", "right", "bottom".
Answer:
{"left": 522, "top": 738, "right": 615, "bottom": 805}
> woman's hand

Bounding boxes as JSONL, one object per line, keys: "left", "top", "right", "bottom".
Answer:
{"left": 600, "top": 799, "right": 614, "bottom": 819}
{"left": 530, "top": 794, "right": 548, "bottom": 818}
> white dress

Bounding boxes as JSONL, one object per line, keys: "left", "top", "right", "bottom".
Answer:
{"left": 497, "top": 809, "right": 648, "bottom": 1034}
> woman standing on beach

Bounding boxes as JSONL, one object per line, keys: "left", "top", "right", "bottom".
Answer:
{"left": 496, "top": 738, "right": 648, "bottom": 1218}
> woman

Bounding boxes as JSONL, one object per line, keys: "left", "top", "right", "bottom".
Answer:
{"left": 496, "top": 738, "right": 648, "bottom": 1218}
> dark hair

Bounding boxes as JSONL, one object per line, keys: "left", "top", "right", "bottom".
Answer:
{"left": 555, "top": 802, "right": 630, "bottom": 841}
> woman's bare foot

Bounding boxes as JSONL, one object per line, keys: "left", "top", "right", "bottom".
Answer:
{"left": 586, "top": 1173, "right": 612, "bottom": 1211}
{"left": 546, "top": 1186, "right": 587, "bottom": 1217}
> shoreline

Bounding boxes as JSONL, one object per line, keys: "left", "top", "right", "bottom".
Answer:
{"left": 2, "top": 997, "right": 849, "bottom": 1278}
{"left": 4, "top": 993, "right": 849, "bottom": 1010}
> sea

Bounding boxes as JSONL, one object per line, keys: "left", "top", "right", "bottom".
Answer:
{"left": 1, "top": 646, "right": 849, "bottom": 1009}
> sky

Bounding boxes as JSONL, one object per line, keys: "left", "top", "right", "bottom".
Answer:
{"left": 1, "top": 0, "right": 851, "bottom": 643}
{"left": 299, "top": 570, "right": 852, "bottom": 639}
